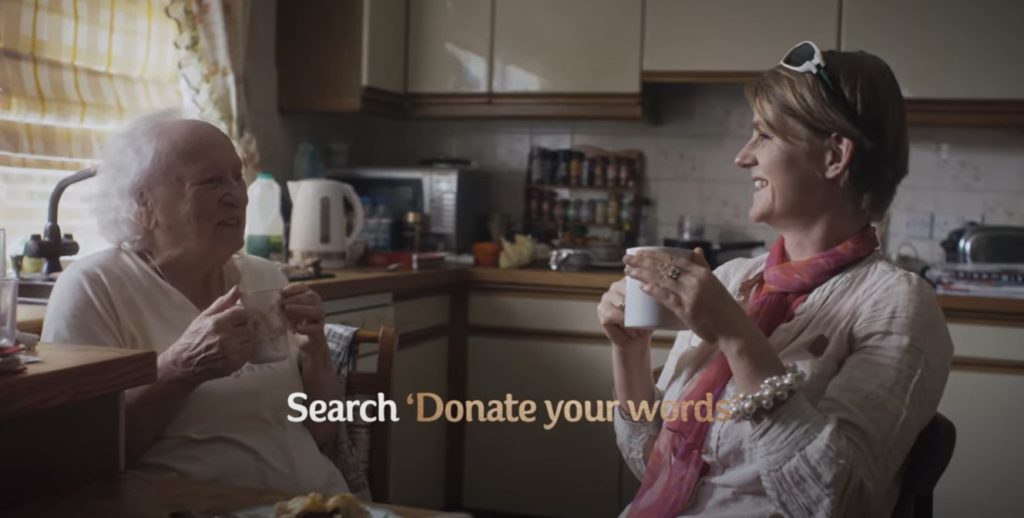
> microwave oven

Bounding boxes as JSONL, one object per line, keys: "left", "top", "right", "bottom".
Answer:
{"left": 328, "top": 167, "right": 490, "bottom": 253}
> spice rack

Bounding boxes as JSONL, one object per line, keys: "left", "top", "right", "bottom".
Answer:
{"left": 523, "top": 145, "right": 645, "bottom": 246}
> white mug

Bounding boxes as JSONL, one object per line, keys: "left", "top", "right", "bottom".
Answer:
{"left": 240, "top": 288, "right": 290, "bottom": 364}
{"left": 624, "top": 246, "right": 691, "bottom": 330}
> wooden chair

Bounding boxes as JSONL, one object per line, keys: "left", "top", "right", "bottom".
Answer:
{"left": 345, "top": 326, "right": 397, "bottom": 504}
{"left": 891, "top": 413, "right": 957, "bottom": 518}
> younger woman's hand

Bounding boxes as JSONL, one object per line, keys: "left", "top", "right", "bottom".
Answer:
{"left": 597, "top": 278, "right": 654, "bottom": 349}
{"left": 624, "top": 249, "right": 755, "bottom": 345}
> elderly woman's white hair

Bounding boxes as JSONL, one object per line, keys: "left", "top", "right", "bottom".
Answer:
{"left": 95, "top": 109, "right": 192, "bottom": 250}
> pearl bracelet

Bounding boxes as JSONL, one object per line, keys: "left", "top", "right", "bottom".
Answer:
{"left": 728, "top": 363, "right": 806, "bottom": 421}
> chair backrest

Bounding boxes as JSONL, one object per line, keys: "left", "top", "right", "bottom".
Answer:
{"left": 891, "top": 413, "right": 957, "bottom": 518}
{"left": 346, "top": 326, "right": 397, "bottom": 503}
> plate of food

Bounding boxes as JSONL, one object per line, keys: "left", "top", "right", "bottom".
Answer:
{"left": 227, "top": 492, "right": 397, "bottom": 518}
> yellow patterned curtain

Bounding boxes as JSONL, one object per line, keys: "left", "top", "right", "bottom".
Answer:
{"left": 0, "top": 0, "right": 181, "bottom": 256}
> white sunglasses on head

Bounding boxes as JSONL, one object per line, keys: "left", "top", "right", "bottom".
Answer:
{"left": 780, "top": 41, "right": 857, "bottom": 122}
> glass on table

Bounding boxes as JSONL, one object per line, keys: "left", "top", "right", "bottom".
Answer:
{"left": 0, "top": 228, "right": 17, "bottom": 347}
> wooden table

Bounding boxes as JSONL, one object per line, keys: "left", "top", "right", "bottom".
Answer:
{"left": 0, "top": 344, "right": 156, "bottom": 506}
{"left": 0, "top": 343, "right": 155, "bottom": 419}
{"left": 9, "top": 471, "right": 452, "bottom": 517}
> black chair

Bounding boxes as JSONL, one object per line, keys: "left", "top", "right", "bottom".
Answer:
{"left": 891, "top": 413, "right": 957, "bottom": 518}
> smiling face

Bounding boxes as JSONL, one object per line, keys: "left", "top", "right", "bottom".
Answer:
{"left": 143, "top": 120, "right": 247, "bottom": 261}
{"left": 734, "top": 111, "right": 836, "bottom": 230}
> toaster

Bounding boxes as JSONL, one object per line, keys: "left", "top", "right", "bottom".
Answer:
{"left": 941, "top": 223, "right": 1024, "bottom": 263}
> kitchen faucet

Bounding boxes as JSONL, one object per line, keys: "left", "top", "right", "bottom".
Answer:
{"left": 23, "top": 167, "right": 97, "bottom": 275}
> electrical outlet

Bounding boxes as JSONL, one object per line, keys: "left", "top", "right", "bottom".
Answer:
{"left": 932, "top": 213, "right": 967, "bottom": 240}
{"left": 902, "top": 211, "right": 933, "bottom": 239}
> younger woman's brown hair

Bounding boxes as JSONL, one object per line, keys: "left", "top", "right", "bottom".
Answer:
{"left": 745, "top": 49, "right": 908, "bottom": 222}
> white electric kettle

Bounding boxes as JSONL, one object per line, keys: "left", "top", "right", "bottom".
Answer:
{"left": 287, "top": 179, "right": 364, "bottom": 268}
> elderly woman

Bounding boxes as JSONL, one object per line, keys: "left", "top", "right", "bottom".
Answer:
{"left": 41, "top": 111, "right": 348, "bottom": 494}
{"left": 599, "top": 42, "right": 953, "bottom": 517}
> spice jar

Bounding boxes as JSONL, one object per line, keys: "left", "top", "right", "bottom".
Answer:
{"left": 569, "top": 151, "right": 583, "bottom": 186}
{"left": 544, "top": 150, "right": 558, "bottom": 184}
{"left": 555, "top": 150, "right": 571, "bottom": 185}
{"left": 594, "top": 199, "right": 608, "bottom": 225}
{"left": 606, "top": 157, "right": 619, "bottom": 188}
{"left": 619, "top": 195, "right": 634, "bottom": 232}
{"left": 607, "top": 194, "right": 620, "bottom": 226}
{"left": 540, "top": 191, "right": 553, "bottom": 221}
{"left": 527, "top": 190, "right": 540, "bottom": 221}
{"left": 553, "top": 197, "right": 567, "bottom": 222}
{"left": 581, "top": 157, "right": 595, "bottom": 187}
{"left": 594, "top": 157, "right": 607, "bottom": 187}
{"left": 568, "top": 199, "right": 581, "bottom": 223}
{"left": 528, "top": 146, "right": 545, "bottom": 185}
{"left": 581, "top": 199, "right": 595, "bottom": 224}
{"left": 618, "top": 158, "right": 632, "bottom": 189}
{"left": 622, "top": 157, "right": 630, "bottom": 190}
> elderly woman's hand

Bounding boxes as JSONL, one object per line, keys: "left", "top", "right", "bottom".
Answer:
{"left": 623, "top": 249, "right": 755, "bottom": 345}
{"left": 163, "top": 286, "right": 254, "bottom": 384}
{"left": 598, "top": 278, "right": 654, "bottom": 349}
{"left": 280, "top": 283, "right": 328, "bottom": 356}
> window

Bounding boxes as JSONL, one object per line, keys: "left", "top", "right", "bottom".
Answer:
{"left": 1, "top": 0, "right": 181, "bottom": 259}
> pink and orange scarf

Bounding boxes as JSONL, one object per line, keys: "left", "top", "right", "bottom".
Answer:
{"left": 627, "top": 225, "right": 879, "bottom": 517}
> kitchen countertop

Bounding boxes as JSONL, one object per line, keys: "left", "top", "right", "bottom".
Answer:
{"left": 15, "top": 266, "right": 1024, "bottom": 330}
{"left": 303, "top": 265, "right": 622, "bottom": 300}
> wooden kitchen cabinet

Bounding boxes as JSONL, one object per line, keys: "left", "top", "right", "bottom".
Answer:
{"left": 278, "top": 0, "right": 406, "bottom": 114}
{"left": 321, "top": 291, "right": 452, "bottom": 509}
{"left": 842, "top": 0, "right": 1024, "bottom": 100}
{"left": 388, "top": 295, "right": 452, "bottom": 509}
{"left": 464, "top": 291, "right": 671, "bottom": 516}
{"left": 279, "top": 0, "right": 645, "bottom": 119}
{"left": 937, "top": 369, "right": 1024, "bottom": 518}
{"left": 389, "top": 334, "right": 449, "bottom": 510}
{"left": 934, "top": 322, "right": 1024, "bottom": 517}
{"left": 407, "top": 0, "right": 492, "bottom": 94}
{"left": 643, "top": 0, "right": 839, "bottom": 79}
{"left": 491, "top": 0, "right": 641, "bottom": 94}
{"left": 410, "top": 0, "right": 645, "bottom": 118}
{"left": 464, "top": 333, "right": 622, "bottom": 517}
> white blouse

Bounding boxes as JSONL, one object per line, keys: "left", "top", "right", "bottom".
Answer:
{"left": 614, "top": 253, "right": 953, "bottom": 518}
{"left": 42, "top": 247, "right": 348, "bottom": 495}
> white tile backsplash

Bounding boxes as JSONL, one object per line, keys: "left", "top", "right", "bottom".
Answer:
{"left": 888, "top": 126, "right": 1024, "bottom": 262}
{"left": 701, "top": 181, "right": 754, "bottom": 227}
{"left": 982, "top": 192, "right": 1024, "bottom": 226}
{"left": 652, "top": 178, "right": 703, "bottom": 227}
{"left": 528, "top": 133, "right": 571, "bottom": 151}
{"left": 646, "top": 137, "right": 704, "bottom": 181}
{"left": 698, "top": 138, "right": 750, "bottom": 183}
{"left": 890, "top": 188, "right": 937, "bottom": 214}
{"left": 933, "top": 190, "right": 984, "bottom": 220}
